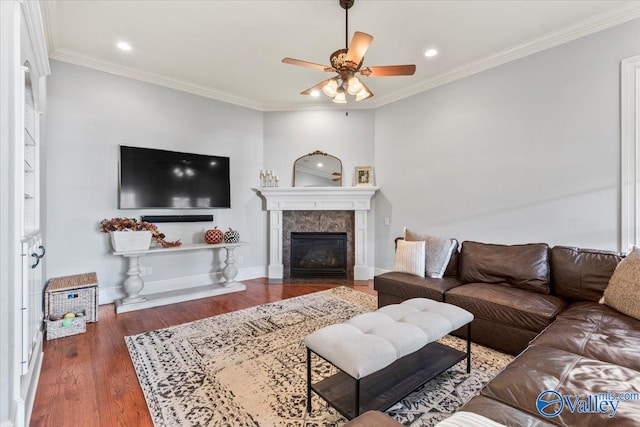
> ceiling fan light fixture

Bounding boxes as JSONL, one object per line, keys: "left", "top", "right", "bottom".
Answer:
{"left": 347, "top": 76, "right": 363, "bottom": 95}
{"left": 333, "top": 91, "right": 347, "bottom": 103}
{"left": 322, "top": 79, "right": 339, "bottom": 97}
{"left": 355, "top": 87, "right": 372, "bottom": 101}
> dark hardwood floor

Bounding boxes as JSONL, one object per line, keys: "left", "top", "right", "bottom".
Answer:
{"left": 30, "top": 278, "right": 376, "bottom": 427}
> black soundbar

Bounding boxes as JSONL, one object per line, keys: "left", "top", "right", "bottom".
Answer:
{"left": 141, "top": 215, "right": 213, "bottom": 223}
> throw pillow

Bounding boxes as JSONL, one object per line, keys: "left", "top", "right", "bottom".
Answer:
{"left": 404, "top": 228, "right": 456, "bottom": 278}
{"left": 602, "top": 246, "right": 640, "bottom": 320}
{"left": 394, "top": 240, "right": 426, "bottom": 278}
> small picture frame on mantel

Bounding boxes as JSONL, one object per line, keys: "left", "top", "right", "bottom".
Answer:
{"left": 354, "top": 166, "right": 375, "bottom": 187}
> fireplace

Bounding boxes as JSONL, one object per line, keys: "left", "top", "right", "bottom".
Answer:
{"left": 255, "top": 187, "right": 378, "bottom": 281}
{"left": 291, "top": 232, "right": 347, "bottom": 278}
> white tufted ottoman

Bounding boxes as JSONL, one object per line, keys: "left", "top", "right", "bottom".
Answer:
{"left": 304, "top": 298, "right": 474, "bottom": 419}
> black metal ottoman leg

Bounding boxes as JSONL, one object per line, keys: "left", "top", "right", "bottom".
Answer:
{"left": 355, "top": 378, "right": 360, "bottom": 417}
{"left": 307, "top": 347, "right": 312, "bottom": 413}
{"left": 466, "top": 323, "right": 472, "bottom": 373}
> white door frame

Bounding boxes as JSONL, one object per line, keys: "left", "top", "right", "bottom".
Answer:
{"left": 621, "top": 54, "right": 640, "bottom": 251}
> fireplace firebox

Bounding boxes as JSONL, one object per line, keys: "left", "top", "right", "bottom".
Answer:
{"left": 290, "top": 232, "right": 347, "bottom": 278}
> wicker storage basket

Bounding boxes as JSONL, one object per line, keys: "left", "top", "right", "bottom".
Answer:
{"left": 45, "top": 272, "right": 99, "bottom": 323}
{"left": 46, "top": 314, "right": 87, "bottom": 340}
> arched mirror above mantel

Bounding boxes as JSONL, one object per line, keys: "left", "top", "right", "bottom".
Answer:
{"left": 293, "top": 151, "right": 342, "bottom": 187}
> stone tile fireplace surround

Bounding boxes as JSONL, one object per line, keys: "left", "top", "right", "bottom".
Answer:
{"left": 285, "top": 212, "right": 353, "bottom": 278}
{"left": 255, "top": 187, "right": 379, "bottom": 281}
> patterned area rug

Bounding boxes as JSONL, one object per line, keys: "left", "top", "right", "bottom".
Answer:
{"left": 126, "top": 287, "right": 512, "bottom": 427}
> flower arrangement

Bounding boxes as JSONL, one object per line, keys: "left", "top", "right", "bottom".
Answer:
{"left": 99, "top": 218, "right": 181, "bottom": 248}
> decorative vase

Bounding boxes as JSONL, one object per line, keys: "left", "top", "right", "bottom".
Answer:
{"left": 224, "top": 228, "right": 240, "bottom": 243}
{"left": 205, "top": 227, "right": 224, "bottom": 244}
{"left": 110, "top": 230, "right": 152, "bottom": 252}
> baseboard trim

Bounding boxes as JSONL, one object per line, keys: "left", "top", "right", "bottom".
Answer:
{"left": 99, "top": 265, "right": 267, "bottom": 304}
{"left": 374, "top": 268, "right": 391, "bottom": 276}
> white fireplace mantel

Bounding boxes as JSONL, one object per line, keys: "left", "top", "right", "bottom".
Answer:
{"left": 255, "top": 187, "right": 379, "bottom": 281}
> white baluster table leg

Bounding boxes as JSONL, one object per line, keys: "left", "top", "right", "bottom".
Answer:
{"left": 222, "top": 246, "right": 240, "bottom": 287}
{"left": 121, "top": 254, "right": 147, "bottom": 303}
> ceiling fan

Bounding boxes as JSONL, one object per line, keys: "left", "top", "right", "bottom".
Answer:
{"left": 282, "top": 0, "right": 416, "bottom": 103}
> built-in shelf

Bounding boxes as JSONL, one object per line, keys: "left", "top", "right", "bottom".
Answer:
{"left": 24, "top": 129, "right": 35, "bottom": 145}
{"left": 22, "top": 97, "right": 39, "bottom": 234}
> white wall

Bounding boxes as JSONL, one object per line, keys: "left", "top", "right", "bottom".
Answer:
{"left": 375, "top": 18, "right": 640, "bottom": 270}
{"left": 46, "top": 61, "right": 265, "bottom": 302}
{"left": 263, "top": 110, "right": 375, "bottom": 186}
{"left": 263, "top": 110, "right": 377, "bottom": 274}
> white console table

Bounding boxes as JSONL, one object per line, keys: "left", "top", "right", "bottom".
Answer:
{"left": 113, "top": 242, "right": 248, "bottom": 313}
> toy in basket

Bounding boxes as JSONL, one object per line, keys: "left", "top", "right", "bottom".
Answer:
{"left": 46, "top": 310, "right": 86, "bottom": 340}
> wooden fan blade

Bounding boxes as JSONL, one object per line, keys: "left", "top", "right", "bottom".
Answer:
{"left": 282, "top": 57, "right": 334, "bottom": 72}
{"left": 301, "top": 79, "right": 332, "bottom": 95}
{"left": 360, "top": 64, "right": 416, "bottom": 77}
{"left": 345, "top": 32, "right": 373, "bottom": 65}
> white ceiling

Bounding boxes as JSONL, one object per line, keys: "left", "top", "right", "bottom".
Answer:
{"left": 42, "top": 1, "right": 640, "bottom": 111}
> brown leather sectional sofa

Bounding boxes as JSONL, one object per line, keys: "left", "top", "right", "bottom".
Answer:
{"left": 363, "top": 240, "right": 640, "bottom": 426}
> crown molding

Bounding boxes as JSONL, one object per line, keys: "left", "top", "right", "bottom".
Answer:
{"left": 21, "top": 0, "right": 51, "bottom": 76}
{"left": 48, "top": 48, "right": 265, "bottom": 111}
{"left": 40, "top": 0, "right": 57, "bottom": 55}
{"left": 373, "top": 3, "right": 640, "bottom": 108}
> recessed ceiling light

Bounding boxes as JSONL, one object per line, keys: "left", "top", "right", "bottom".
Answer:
{"left": 424, "top": 49, "right": 438, "bottom": 57}
{"left": 117, "top": 42, "right": 132, "bottom": 51}
{"left": 310, "top": 90, "right": 320, "bottom": 97}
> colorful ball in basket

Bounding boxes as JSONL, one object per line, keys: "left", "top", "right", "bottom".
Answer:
{"left": 205, "top": 227, "right": 224, "bottom": 244}
{"left": 224, "top": 228, "right": 240, "bottom": 243}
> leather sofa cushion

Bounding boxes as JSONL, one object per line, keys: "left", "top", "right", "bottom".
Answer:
{"left": 531, "top": 302, "right": 640, "bottom": 371}
{"left": 461, "top": 395, "right": 555, "bottom": 427}
{"left": 551, "top": 246, "right": 623, "bottom": 302}
{"left": 482, "top": 345, "right": 640, "bottom": 426}
{"left": 374, "top": 272, "right": 462, "bottom": 302}
{"left": 445, "top": 283, "right": 566, "bottom": 333}
{"left": 559, "top": 300, "right": 640, "bottom": 329}
{"left": 459, "top": 241, "right": 550, "bottom": 294}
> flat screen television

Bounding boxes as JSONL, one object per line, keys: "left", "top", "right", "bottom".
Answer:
{"left": 119, "top": 146, "right": 231, "bottom": 209}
